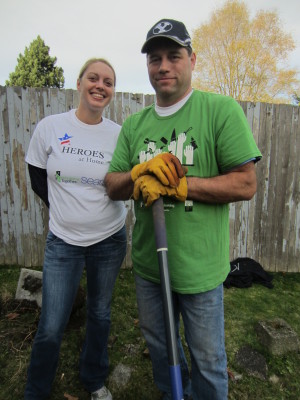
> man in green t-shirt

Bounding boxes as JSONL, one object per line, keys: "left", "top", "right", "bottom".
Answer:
{"left": 105, "top": 19, "right": 261, "bottom": 400}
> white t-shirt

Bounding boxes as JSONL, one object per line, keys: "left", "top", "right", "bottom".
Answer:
{"left": 26, "top": 109, "right": 127, "bottom": 246}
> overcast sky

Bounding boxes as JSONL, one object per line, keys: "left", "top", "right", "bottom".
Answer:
{"left": 1, "top": 0, "right": 300, "bottom": 95}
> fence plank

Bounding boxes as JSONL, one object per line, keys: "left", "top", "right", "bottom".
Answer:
{"left": 0, "top": 86, "right": 12, "bottom": 264}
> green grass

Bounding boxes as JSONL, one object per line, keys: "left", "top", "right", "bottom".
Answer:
{"left": 0, "top": 266, "right": 299, "bottom": 399}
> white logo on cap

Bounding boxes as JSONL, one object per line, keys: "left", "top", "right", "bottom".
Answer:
{"left": 153, "top": 21, "right": 173, "bottom": 35}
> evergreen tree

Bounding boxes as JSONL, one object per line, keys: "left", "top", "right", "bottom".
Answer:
{"left": 6, "top": 35, "right": 64, "bottom": 88}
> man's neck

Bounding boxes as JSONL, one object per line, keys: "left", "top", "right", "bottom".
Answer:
{"left": 155, "top": 89, "right": 193, "bottom": 117}
{"left": 156, "top": 86, "right": 193, "bottom": 107}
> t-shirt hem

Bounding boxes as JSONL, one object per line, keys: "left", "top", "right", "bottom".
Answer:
{"left": 49, "top": 218, "right": 126, "bottom": 247}
{"left": 134, "top": 267, "right": 230, "bottom": 294}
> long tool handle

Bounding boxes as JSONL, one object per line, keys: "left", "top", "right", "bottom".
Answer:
{"left": 152, "top": 197, "right": 184, "bottom": 400}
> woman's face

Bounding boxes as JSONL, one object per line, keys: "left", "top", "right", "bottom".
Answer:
{"left": 77, "top": 61, "right": 115, "bottom": 113}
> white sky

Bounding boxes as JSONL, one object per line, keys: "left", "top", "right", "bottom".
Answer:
{"left": 1, "top": 0, "right": 300, "bottom": 95}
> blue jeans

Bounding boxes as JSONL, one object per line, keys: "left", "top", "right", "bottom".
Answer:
{"left": 24, "top": 227, "right": 127, "bottom": 399}
{"left": 135, "top": 275, "right": 228, "bottom": 400}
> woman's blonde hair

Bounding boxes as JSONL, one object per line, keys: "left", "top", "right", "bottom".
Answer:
{"left": 78, "top": 58, "right": 116, "bottom": 86}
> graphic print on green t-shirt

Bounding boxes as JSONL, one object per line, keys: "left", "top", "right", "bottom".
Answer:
{"left": 137, "top": 126, "right": 196, "bottom": 167}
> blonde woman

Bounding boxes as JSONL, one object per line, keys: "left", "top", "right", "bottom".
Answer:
{"left": 24, "top": 58, "right": 127, "bottom": 400}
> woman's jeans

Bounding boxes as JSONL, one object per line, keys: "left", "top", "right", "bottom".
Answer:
{"left": 135, "top": 275, "right": 228, "bottom": 400}
{"left": 24, "top": 227, "right": 127, "bottom": 399}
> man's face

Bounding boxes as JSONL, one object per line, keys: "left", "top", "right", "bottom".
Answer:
{"left": 146, "top": 42, "right": 196, "bottom": 106}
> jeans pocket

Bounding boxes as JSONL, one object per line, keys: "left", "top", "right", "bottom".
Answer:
{"left": 45, "top": 231, "right": 62, "bottom": 248}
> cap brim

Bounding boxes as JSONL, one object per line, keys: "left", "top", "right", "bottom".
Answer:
{"left": 141, "top": 36, "right": 190, "bottom": 53}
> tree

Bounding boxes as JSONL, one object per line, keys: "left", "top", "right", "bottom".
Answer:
{"left": 192, "top": 0, "right": 299, "bottom": 103}
{"left": 6, "top": 35, "right": 64, "bottom": 88}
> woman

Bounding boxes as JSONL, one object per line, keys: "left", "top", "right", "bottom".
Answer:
{"left": 24, "top": 58, "right": 127, "bottom": 400}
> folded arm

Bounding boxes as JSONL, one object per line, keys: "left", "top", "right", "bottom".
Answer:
{"left": 104, "top": 171, "right": 134, "bottom": 201}
{"left": 105, "top": 161, "right": 257, "bottom": 205}
{"left": 186, "top": 161, "right": 257, "bottom": 203}
{"left": 105, "top": 153, "right": 186, "bottom": 201}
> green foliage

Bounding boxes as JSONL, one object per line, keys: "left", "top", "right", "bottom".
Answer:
{"left": 5, "top": 35, "right": 64, "bottom": 88}
{"left": 0, "top": 266, "right": 300, "bottom": 399}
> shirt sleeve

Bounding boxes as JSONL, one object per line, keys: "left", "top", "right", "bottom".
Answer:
{"left": 215, "top": 98, "right": 262, "bottom": 172}
{"left": 108, "top": 117, "right": 133, "bottom": 172}
{"left": 25, "top": 119, "right": 49, "bottom": 168}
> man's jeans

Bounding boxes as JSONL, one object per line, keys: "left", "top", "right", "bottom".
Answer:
{"left": 24, "top": 227, "right": 126, "bottom": 399}
{"left": 135, "top": 275, "right": 228, "bottom": 400}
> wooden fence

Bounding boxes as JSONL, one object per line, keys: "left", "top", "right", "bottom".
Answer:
{"left": 0, "top": 86, "right": 299, "bottom": 272}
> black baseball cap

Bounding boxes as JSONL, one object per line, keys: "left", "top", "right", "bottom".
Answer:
{"left": 141, "top": 19, "right": 192, "bottom": 53}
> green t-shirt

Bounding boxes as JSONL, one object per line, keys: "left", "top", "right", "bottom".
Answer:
{"left": 109, "top": 90, "right": 262, "bottom": 293}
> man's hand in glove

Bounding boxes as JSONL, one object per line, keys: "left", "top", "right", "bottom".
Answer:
{"left": 131, "top": 153, "right": 187, "bottom": 187}
{"left": 133, "top": 175, "right": 188, "bottom": 207}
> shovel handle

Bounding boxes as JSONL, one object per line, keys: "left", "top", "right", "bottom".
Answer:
{"left": 152, "top": 197, "right": 184, "bottom": 400}
{"left": 152, "top": 197, "right": 168, "bottom": 249}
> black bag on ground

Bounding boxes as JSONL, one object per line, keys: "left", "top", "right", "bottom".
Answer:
{"left": 224, "top": 257, "right": 273, "bottom": 289}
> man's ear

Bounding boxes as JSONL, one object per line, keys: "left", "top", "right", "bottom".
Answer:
{"left": 191, "top": 52, "right": 196, "bottom": 70}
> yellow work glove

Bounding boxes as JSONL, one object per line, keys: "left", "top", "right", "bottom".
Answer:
{"left": 131, "top": 153, "right": 186, "bottom": 187}
{"left": 133, "top": 175, "right": 188, "bottom": 207}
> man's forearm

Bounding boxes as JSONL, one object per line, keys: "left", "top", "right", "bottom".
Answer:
{"left": 187, "top": 162, "right": 257, "bottom": 204}
{"left": 104, "top": 171, "right": 134, "bottom": 200}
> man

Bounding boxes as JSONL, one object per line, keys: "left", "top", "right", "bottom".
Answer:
{"left": 104, "top": 19, "right": 261, "bottom": 400}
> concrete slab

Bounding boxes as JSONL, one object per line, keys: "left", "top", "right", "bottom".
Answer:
{"left": 15, "top": 268, "right": 43, "bottom": 307}
{"left": 256, "top": 318, "right": 299, "bottom": 356}
{"left": 235, "top": 345, "right": 268, "bottom": 380}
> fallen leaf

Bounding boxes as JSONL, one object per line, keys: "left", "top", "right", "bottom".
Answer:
{"left": 143, "top": 347, "right": 150, "bottom": 357}
{"left": 6, "top": 313, "right": 19, "bottom": 320}
{"left": 227, "top": 367, "right": 235, "bottom": 380}
{"left": 64, "top": 393, "right": 78, "bottom": 400}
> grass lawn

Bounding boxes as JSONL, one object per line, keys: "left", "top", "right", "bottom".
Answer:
{"left": 0, "top": 265, "right": 299, "bottom": 399}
